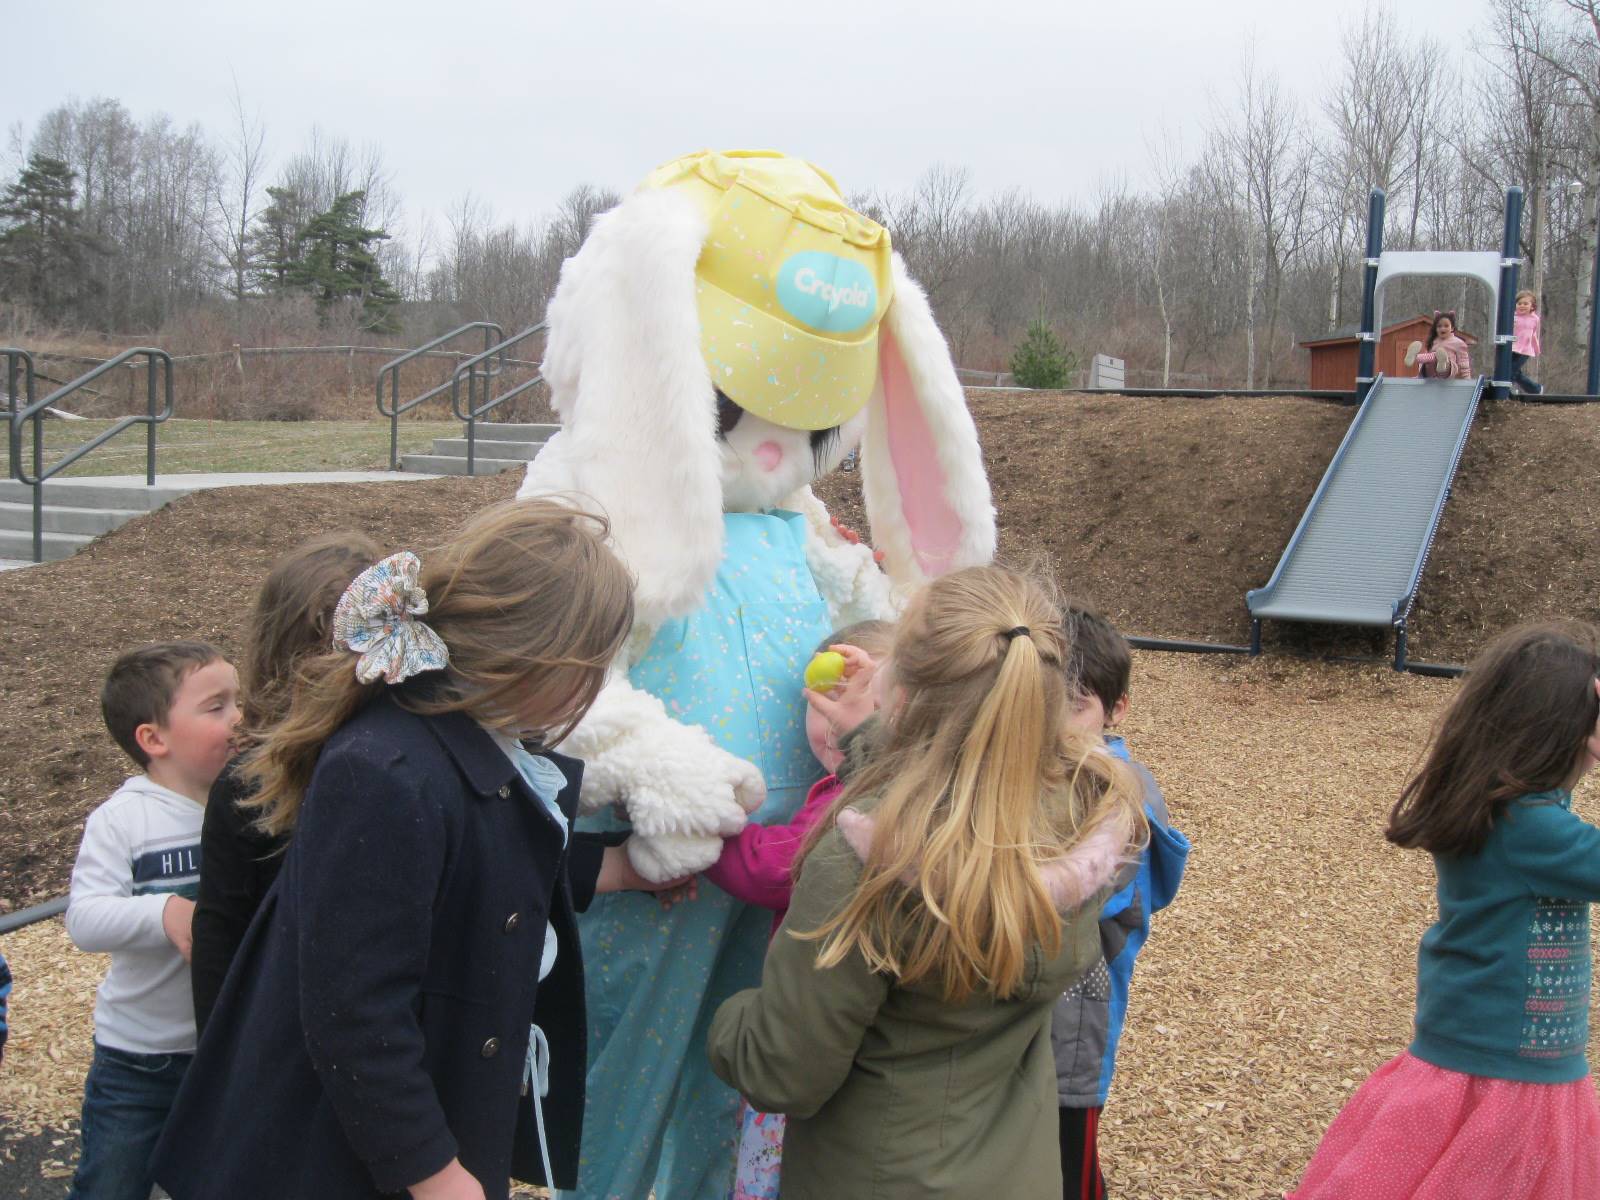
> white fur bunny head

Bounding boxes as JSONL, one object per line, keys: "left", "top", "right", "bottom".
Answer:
{"left": 519, "top": 150, "right": 996, "bottom": 629}
{"left": 715, "top": 398, "right": 864, "bottom": 514}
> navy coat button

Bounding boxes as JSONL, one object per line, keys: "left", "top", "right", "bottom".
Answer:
{"left": 503, "top": 912, "right": 520, "bottom": 933}
{"left": 481, "top": 1037, "right": 500, "bottom": 1058}
{"left": 497, "top": 785, "right": 511, "bottom": 799}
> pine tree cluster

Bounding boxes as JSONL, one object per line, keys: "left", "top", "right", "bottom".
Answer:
{"left": 0, "top": 154, "right": 401, "bottom": 333}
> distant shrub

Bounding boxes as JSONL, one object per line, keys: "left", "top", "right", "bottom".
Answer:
{"left": 1010, "top": 320, "right": 1077, "bottom": 389}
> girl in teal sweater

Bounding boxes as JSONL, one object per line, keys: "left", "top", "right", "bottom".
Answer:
{"left": 1291, "top": 621, "right": 1600, "bottom": 1199}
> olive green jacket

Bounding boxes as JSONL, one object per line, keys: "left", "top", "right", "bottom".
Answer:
{"left": 707, "top": 828, "right": 1112, "bottom": 1199}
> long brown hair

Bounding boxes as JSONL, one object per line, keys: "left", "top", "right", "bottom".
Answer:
{"left": 244, "top": 499, "right": 634, "bottom": 837}
{"left": 239, "top": 532, "right": 382, "bottom": 745}
{"left": 1387, "top": 621, "right": 1600, "bottom": 857}
{"left": 1426, "top": 310, "right": 1458, "bottom": 349}
{"left": 797, "top": 565, "right": 1146, "bottom": 1003}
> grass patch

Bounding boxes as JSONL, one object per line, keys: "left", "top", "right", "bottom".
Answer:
{"left": 14, "top": 418, "right": 459, "bottom": 477}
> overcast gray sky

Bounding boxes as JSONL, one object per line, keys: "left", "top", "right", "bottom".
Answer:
{"left": 16, "top": 0, "right": 1477, "bottom": 235}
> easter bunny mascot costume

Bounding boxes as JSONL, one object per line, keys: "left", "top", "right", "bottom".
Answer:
{"left": 516, "top": 150, "right": 995, "bottom": 1200}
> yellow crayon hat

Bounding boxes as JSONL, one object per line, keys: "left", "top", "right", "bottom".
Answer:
{"left": 641, "top": 149, "right": 893, "bottom": 431}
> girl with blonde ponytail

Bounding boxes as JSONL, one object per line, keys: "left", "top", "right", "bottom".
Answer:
{"left": 709, "top": 565, "right": 1147, "bottom": 1199}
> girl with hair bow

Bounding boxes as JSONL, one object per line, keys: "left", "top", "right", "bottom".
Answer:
{"left": 154, "top": 500, "right": 688, "bottom": 1200}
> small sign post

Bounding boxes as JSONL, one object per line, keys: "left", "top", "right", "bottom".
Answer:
{"left": 1089, "top": 354, "right": 1125, "bottom": 389}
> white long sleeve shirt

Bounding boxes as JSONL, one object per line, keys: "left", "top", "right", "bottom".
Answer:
{"left": 66, "top": 776, "right": 204, "bottom": 1054}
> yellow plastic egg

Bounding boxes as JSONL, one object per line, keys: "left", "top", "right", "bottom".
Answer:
{"left": 804, "top": 651, "right": 847, "bottom": 692}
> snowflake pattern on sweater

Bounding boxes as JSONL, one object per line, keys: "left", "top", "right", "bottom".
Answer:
{"left": 1520, "top": 898, "right": 1591, "bottom": 1061}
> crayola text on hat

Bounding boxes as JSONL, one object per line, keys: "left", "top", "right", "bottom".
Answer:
{"left": 641, "top": 150, "right": 893, "bottom": 432}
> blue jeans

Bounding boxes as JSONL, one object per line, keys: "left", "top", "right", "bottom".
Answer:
{"left": 1511, "top": 351, "right": 1543, "bottom": 393}
{"left": 68, "top": 1042, "right": 191, "bottom": 1200}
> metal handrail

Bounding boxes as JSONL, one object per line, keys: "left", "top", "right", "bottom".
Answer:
{"left": 376, "top": 321, "right": 505, "bottom": 470}
{"left": 4, "top": 347, "right": 36, "bottom": 480}
{"left": 9, "top": 347, "right": 173, "bottom": 562}
{"left": 450, "top": 323, "right": 548, "bottom": 476}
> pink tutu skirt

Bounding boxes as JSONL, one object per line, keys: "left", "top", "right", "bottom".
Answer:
{"left": 1289, "top": 1052, "right": 1600, "bottom": 1199}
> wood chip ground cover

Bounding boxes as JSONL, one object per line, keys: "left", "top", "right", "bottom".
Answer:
{"left": 8, "top": 655, "right": 1598, "bottom": 1196}
{"left": 2, "top": 391, "right": 1598, "bottom": 1196}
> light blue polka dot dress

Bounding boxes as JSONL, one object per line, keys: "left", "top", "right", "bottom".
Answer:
{"left": 565, "top": 511, "right": 829, "bottom": 1200}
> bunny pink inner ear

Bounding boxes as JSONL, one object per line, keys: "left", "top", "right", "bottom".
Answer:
{"left": 880, "top": 324, "right": 966, "bottom": 577}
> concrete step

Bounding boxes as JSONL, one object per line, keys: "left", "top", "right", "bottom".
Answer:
{"left": 0, "top": 528, "right": 95, "bottom": 561}
{"left": 471, "top": 422, "right": 559, "bottom": 442}
{"left": 0, "top": 478, "right": 180, "bottom": 510}
{"left": 0, "top": 500, "right": 149, "bottom": 535}
{"left": 0, "top": 469, "right": 445, "bottom": 563}
{"left": 429, "top": 437, "right": 544, "bottom": 462}
{"left": 399, "top": 454, "right": 529, "bottom": 476}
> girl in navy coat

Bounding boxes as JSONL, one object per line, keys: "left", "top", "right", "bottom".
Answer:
{"left": 153, "top": 500, "right": 669, "bottom": 1200}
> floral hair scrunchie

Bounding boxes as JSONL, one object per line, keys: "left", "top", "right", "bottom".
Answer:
{"left": 332, "top": 551, "right": 450, "bottom": 684}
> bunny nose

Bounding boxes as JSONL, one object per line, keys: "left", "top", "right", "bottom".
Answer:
{"left": 753, "top": 441, "right": 784, "bottom": 472}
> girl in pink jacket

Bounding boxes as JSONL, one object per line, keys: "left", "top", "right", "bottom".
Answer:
{"left": 703, "top": 619, "right": 891, "bottom": 1200}
{"left": 1408, "top": 311, "right": 1473, "bottom": 380}
{"left": 1512, "top": 290, "right": 1543, "bottom": 394}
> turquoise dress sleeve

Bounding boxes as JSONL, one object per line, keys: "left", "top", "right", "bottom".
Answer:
{"left": 568, "top": 510, "right": 832, "bottom": 1200}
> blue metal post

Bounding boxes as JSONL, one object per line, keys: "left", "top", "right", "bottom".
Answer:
{"left": 1356, "top": 188, "right": 1386, "bottom": 401}
{"left": 1495, "top": 187, "right": 1524, "bottom": 398}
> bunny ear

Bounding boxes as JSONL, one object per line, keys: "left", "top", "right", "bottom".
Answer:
{"left": 861, "top": 254, "right": 996, "bottom": 585}
{"left": 517, "top": 187, "right": 724, "bottom": 628}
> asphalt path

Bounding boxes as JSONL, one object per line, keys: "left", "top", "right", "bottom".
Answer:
{"left": 0, "top": 1123, "right": 75, "bottom": 1198}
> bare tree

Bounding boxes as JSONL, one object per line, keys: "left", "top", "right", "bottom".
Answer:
{"left": 211, "top": 78, "right": 268, "bottom": 303}
{"left": 1317, "top": 7, "right": 1432, "bottom": 328}
{"left": 548, "top": 184, "right": 621, "bottom": 262}
{"left": 1219, "top": 52, "right": 1320, "bottom": 386}
{"left": 1482, "top": 0, "right": 1569, "bottom": 301}
{"left": 28, "top": 98, "right": 220, "bottom": 328}
{"left": 875, "top": 165, "right": 973, "bottom": 318}
{"left": 1143, "top": 134, "right": 1191, "bottom": 386}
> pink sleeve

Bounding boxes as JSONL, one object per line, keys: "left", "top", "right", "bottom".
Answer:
{"left": 703, "top": 777, "right": 839, "bottom": 911}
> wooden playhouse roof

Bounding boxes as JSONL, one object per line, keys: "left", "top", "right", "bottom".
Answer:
{"left": 1299, "top": 316, "right": 1476, "bottom": 349}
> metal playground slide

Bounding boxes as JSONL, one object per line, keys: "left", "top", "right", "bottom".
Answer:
{"left": 1246, "top": 373, "right": 1484, "bottom": 668}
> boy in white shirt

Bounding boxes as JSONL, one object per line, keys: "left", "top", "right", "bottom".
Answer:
{"left": 66, "top": 642, "right": 240, "bottom": 1200}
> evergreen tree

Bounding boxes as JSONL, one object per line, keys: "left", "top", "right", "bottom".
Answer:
{"left": 250, "top": 184, "right": 315, "bottom": 294}
{"left": 0, "top": 155, "right": 100, "bottom": 323}
{"left": 289, "top": 190, "right": 400, "bottom": 332}
{"left": 1009, "top": 319, "right": 1076, "bottom": 389}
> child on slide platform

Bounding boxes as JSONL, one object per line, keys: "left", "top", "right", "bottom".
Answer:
{"left": 1404, "top": 312, "right": 1471, "bottom": 380}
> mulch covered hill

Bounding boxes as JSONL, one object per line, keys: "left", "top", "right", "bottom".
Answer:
{"left": 818, "top": 390, "right": 1600, "bottom": 661}
{"left": 3, "top": 391, "right": 1597, "bottom": 906}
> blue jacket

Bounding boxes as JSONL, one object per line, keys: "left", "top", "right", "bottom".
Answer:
{"left": 1052, "top": 739, "right": 1190, "bottom": 1106}
{"left": 152, "top": 692, "right": 593, "bottom": 1199}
